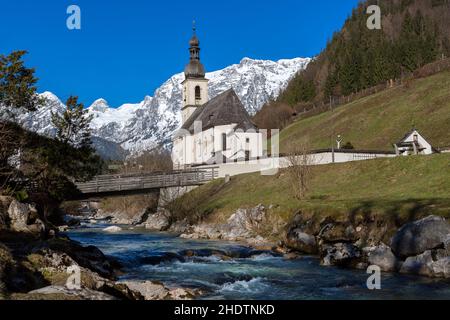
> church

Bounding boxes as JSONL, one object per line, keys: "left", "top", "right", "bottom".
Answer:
{"left": 172, "top": 27, "right": 264, "bottom": 169}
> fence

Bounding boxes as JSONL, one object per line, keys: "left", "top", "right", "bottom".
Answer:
{"left": 75, "top": 167, "right": 219, "bottom": 195}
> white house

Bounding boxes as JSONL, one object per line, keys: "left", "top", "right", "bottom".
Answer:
{"left": 172, "top": 28, "right": 264, "bottom": 169}
{"left": 394, "top": 129, "right": 435, "bottom": 156}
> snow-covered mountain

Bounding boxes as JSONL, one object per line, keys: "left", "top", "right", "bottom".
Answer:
{"left": 14, "top": 57, "right": 310, "bottom": 159}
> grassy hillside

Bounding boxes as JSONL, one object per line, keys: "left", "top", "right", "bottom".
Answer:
{"left": 177, "top": 154, "right": 450, "bottom": 227}
{"left": 278, "top": 70, "right": 450, "bottom": 154}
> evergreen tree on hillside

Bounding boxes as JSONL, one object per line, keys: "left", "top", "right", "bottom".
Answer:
{"left": 0, "top": 51, "right": 43, "bottom": 119}
{"left": 271, "top": 0, "right": 447, "bottom": 108}
{"left": 0, "top": 50, "right": 102, "bottom": 219}
{"left": 51, "top": 96, "right": 93, "bottom": 149}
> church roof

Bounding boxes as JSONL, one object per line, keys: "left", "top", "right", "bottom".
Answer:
{"left": 181, "top": 89, "right": 257, "bottom": 133}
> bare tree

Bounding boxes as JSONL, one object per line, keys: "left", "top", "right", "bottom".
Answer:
{"left": 285, "top": 138, "right": 313, "bottom": 199}
{"left": 121, "top": 148, "right": 173, "bottom": 174}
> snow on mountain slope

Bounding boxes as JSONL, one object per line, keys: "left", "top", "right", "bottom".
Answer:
{"left": 12, "top": 57, "right": 310, "bottom": 158}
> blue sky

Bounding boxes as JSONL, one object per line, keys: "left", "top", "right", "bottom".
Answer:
{"left": 0, "top": 0, "right": 359, "bottom": 107}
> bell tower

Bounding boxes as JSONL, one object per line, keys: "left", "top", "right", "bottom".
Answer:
{"left": 181, "top": 21, "right": 209, "bottom": 124}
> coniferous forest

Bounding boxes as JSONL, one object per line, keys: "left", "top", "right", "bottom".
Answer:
{"left": 255, "top": 0, "right": 450, "bottom": 129}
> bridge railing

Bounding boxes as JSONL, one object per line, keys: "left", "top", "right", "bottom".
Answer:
{"left": 75, "top": 167, "right": 219, "bottom": 194}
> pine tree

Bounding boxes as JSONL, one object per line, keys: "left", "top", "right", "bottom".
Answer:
{"left": 51, "top": 96, "right": 93, "bottom": 149}
{"left": 0, "top": 51, "right": 43, "bottom": 120}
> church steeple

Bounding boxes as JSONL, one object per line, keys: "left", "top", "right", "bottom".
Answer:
{"left": 185, "top": 21, "right": 205, "bottom": 78}
{"left": 181, "top": 21, "right": 209, "bottom": 125}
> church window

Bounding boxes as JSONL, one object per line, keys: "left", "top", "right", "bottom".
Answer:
{"left": 195, "top": 86, "right": 201, "bottom": 100}
{"left": 222, "top": 133, "right": 227, "bottom": 151}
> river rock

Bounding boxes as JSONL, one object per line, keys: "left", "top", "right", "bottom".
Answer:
{"left": 365, "top": 243, "right": 399, "bottom": 272}
{"left": 284, "top": 228, "right": 317, "bottom": 254}
{"left": 143, "top": 211, "right": 170, "bottom": 231}
{"left": 139, "top": 252, "right": 185, "bottom": 265}
{"left": 178, "top": 205, "right": 268, "bottom": 243}
{"left": 169, "top": 219, "right": 190, "bottom": 234}
{"left": 321, "top": 243, "right": 361, "bottom": 267}
{"left": 6, "top": 200, "right": 46, "bottom": 234}
{"left": 7, "top": 200, "right": 33, "bottom": 232}
{"left": 27, "top": 218, "right": 46, "bottom": 235}
{"left": 27, "top": 285, "right": 116, "bottom": 300}
{"left": 400, "top": 250, "right": 450, "bottom": 278}
{"left": 391, "top": 215, "right": 450, "bottom": 258}
{"left": 319, "top": 223, "right": 358, "bottom": 243}
{"left": 96, "top": 209, "right": 148, "bottom": 225}
{"left": 228, "top": 204, "right": 265, "bottom": 234}
{"left": 118, "top": 281, "right": 196, "bottom": 300}
{"left": 103, "top": 226, "right": 122, "bottom": 233}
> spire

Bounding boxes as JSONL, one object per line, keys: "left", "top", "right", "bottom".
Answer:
{"left": 185, "top": 21, "right": 205, "bottom": 78}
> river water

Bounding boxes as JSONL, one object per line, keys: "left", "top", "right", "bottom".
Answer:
{"left": 66, "top": 222, "right": 450, "bottom": 300}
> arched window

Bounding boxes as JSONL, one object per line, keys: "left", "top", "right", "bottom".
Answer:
{"left": 195, "top": 86, "right": 201, "bottom": 100}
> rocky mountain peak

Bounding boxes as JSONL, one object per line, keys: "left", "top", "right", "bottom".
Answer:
{"left": 10, "top": 56, "right": 310, "bottom": 160}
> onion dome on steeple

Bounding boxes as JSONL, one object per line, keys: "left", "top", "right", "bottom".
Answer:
{"left": 184, "top": 21, "right": 206, "bottom": 78}
{"left": 189, "top": 34, "right": 200, "bottom": 47}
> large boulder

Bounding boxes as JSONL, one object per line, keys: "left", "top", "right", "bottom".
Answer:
{"left": 7, "top": 200, "right": 33, "bottom": 232}
{"left": 365, "top": 243, "right": 399, "bottom": 272}
{"left": 33, "top": 239, "right": 118, "bottom": 279}
{"left": 321, "top": 243, "right": 361, "bottom": 267}
{"left": 391, "top": 215, "right": 450, "bottom": 258}
{"left": 118, "top": 281, "right": 197, "bottom": 300}
{"left": 143, "top": 211, "right": 170, "bottom": 231}
{"left": 400, "top": 249, "right": 450, "bottom": 278}
{"left": 284, "top": 228, "right": 317, "bottom": 254}
{"left": 26, "top": 285, "right": 116, "bottom": 300}
{"left": 226, "top": 204, "right": 266, "bottom": 238}
{"left": 6, "top": 200, "right": 45, "bottom": 234}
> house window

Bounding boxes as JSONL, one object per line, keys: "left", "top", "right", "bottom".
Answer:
{"left": 195, "top": 86, "right": 201, "bottom": 100}
{"left": 222, "top": 133, "right": 227, "bottom": 151}
{"left": 246, "top": 137, "right": 250, "bottom": 143}
{"left": 413, "top": 134, "right": 418, "bottom": 142}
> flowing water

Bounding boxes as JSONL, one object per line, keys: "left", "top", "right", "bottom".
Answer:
{"left": 65, "top": 221, "right": 450, "bottom": 300}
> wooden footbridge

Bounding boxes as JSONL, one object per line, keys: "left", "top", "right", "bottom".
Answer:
{"left": 74, "top": 167, "right": 218, "bottom": 199}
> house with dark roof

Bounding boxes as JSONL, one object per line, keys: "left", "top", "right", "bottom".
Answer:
{"left": 172, "top": 26, "right": 263, "bottom": 169}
